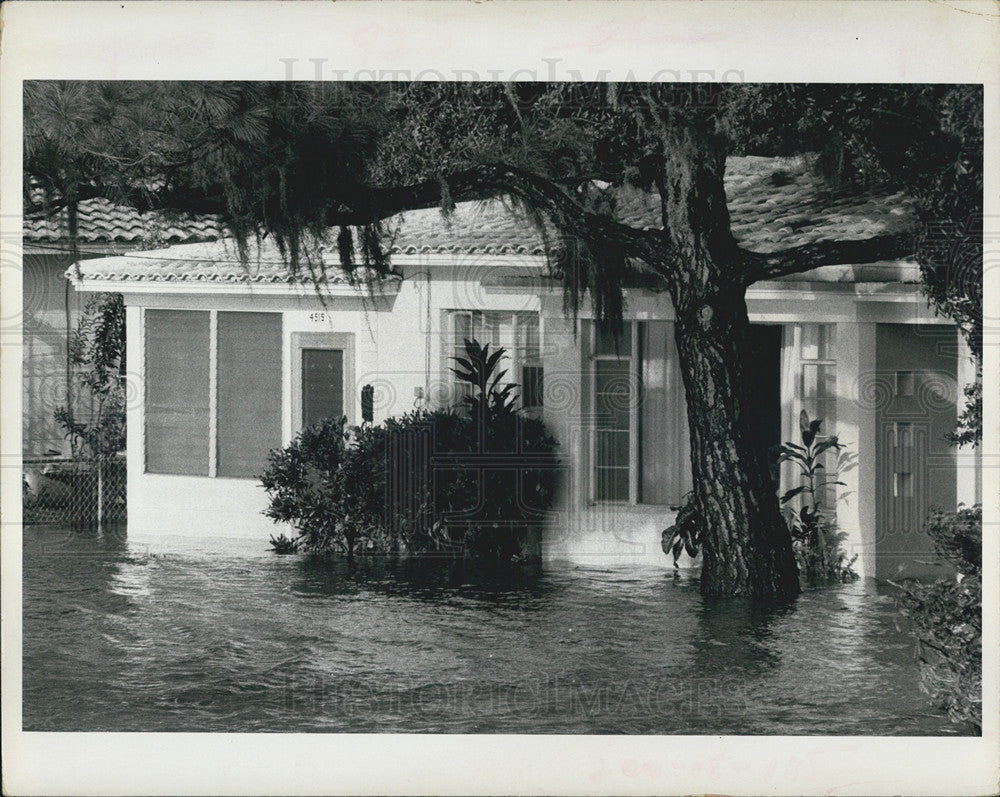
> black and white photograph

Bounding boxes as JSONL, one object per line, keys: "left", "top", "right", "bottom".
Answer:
{"left": 2, "top": 2, "right": 997, "bottom": 795}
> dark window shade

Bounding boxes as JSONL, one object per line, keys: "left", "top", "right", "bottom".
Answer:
{"left": 217, "top": 312, "right": 283, "bottom": 478}
{"left": 145, "top": 310, "right": 210, "bottom": 475}
{"left": 302, "top": 348, "right": 344, "bottom": 429}
{"left": 521, "top": 365, "right": 544, "bottom": 409}
{"left": 594, "top": 325, "right": 631, "bottom": 357}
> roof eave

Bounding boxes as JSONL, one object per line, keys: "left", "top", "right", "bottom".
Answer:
{"left": 69, "top": 277, "right": 403, "bottom": 298}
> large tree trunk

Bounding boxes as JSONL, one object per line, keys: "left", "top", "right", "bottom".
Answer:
{"left": 655, "top": 115, "right": 800, "bottom": 597}
{"left": 673, "top": 288, "right": 800, "bottom": 597}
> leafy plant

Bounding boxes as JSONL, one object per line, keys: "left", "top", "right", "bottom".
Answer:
{"left": 925, "top": 504, "right": 982, "bottom": 575}
{"left": 894, "top": 504, "right": 982, "bottom": 732}
{"left": 260, "top": 416, "right": 375, "bottom": 556}
{"left": 947, "top": 379, "right": 982, "bottom": 448}
{"left": 661, "top": 413, "right": 857, "bottom": 584}
{"left": 661, "top": 492, "right": 700, "bottom": 568}
{"left": 260, "top": 340, "right": 559, "bottom": 564}
{"left": 54, "top": 293, "right": 127, "bottom": 461}
{"left": 775, "top": 411, "right": 857, "bottom": 584}
{"left": 269, "top": 533, "right": 299, "bottom": 554}
{"left": 450, "top": 337, "right": 517, "bottom": 416}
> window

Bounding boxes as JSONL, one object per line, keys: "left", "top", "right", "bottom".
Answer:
{"left": 446, "top": 311, "right": 542, "bottom": 409}
{"left": 593, "top": 357, "right": 631, "bottom": 500}
{"left": 797, "top": 323, "right": 837, "bottom": 505}
{"left": 217, "top": 312, "right": 283, "bottom": 478}
{"left": 145, "top": 310, "right": 211, "bottom": 475}
{"left": 586, "top": 320, "right": 690, "bottom": 505}
{"left": 144, "top": 309, "right": 282, "bottom": 479}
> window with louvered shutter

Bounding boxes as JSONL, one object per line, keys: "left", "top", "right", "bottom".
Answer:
{"left": 217, "top": 312, "right": 283, "bottom": 478}
{"left": 145, "top": 310, "right": 210, "bottom": 475}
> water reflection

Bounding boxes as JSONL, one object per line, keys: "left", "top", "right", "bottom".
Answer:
{"left": 290, "top": 554, "right": 555, "bottom": 607}
{"left": 21, "top": 525, "right": 964, "bottom": 735}
{"left": 690, "top": 595, "right": 796, "bottom": 677}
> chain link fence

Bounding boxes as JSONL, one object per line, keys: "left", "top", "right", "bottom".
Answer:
{"left": 23, "top": 455, "right": 126, "bottom": 529}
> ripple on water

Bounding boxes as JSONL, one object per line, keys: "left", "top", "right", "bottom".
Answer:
{"left": 20, "top": 526, "right": 966, "bottom": 735}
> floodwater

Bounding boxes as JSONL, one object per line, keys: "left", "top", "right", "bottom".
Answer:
{"left": 22, "top": 525, "right": 963, "bottom": 734}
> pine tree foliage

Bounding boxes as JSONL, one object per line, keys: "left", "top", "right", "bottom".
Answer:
{"left": 25, "top": 82, "right": 980, "bottom": 341}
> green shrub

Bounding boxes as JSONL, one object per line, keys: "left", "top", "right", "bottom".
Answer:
{"left": 662, "top": 411, "right": 858, "bottom": 586}
{"left": 925, "top": 504, "right": 982, "bottom": 574}
{"left": 947, "top": 379, "right": 981, "bottom": 448}
{"left": 661, "top": 491, "right": 700, "bottom": 567}
{"left": 54, "top": 293, "right": 127, "bottom": 461}
{"left": 269, "top": 533, "right": 299, "bottom": 554}
{"left": 776, "top": 411, "right": 858, "bottom": 584}
{"left": 895, "top": 504, "right": 982, "bottom": 731}
{"left": 260, "top": 340, "right": 559, "bottom": 564}
{"left": 259, "top": 416, "right": 362, "bottom": 554}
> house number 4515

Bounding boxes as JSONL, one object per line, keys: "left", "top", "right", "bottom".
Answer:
{"left": 309, "top": 312, "right": 328, "bottom": 323}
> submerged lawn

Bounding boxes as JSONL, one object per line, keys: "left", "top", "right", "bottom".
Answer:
{"left": 22, "top": 525, "right": 963, "bottom": 734}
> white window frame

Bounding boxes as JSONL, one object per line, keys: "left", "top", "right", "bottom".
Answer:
{"left": 588, "top": 320, "right": 640, "bottom": 505}
{"left": 792, "top": 322, "right": 838, "bottom": 505}
{"left": 444, "top": 310, "right": 542, "bottom": 410}
{"left": 290, "top": 331, "right": 356, "bottom": 434}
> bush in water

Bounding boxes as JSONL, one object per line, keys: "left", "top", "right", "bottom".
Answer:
{"left": 260, "top": 340, "right": 559, "bottom": 564}
{"left": 895, "top": 504, "right": 982, "bottom": 732}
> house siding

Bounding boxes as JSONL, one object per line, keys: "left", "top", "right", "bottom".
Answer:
{"left": 116, "top": 266, "right": 965, "bottom": 577}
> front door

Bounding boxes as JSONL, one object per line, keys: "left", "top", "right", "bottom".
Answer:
{"left": 745, "top": 325, "right": 783, "bottom": 489}
{"left": 875, "top": 324, "right": 957, "bottom": 578}
{"left": 291, "top": 332, "right": 355, "bottom": 433}
{"left": 301, "top": 348, "right": 344, "bottom": 429}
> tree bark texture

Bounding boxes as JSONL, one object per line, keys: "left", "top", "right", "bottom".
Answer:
{"left": 655, "top": 120, "right": 800, "bottom": 597}
{"left": 673, "top": 293, "right": 800, "bottom": 597}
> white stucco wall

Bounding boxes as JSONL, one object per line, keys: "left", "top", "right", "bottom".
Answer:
{"left": 118, "top": 266, "right": 967, "bottom": 573}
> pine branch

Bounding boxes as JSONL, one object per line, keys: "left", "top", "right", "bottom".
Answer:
{"left": 25, "top": 161, "right": 668, "bottom": 276}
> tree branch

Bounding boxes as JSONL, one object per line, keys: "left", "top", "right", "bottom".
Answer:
{"left": 738, "top": 232, "right": 915, "bottom": 283}
{"left": 27, "top": 163, "right": 670, "bottom": 277}
{"left": 331, "top": 163, "right": 670, "bottom": 271}
{"left": 24, "top": 183, "right": 229, "bottom": 222}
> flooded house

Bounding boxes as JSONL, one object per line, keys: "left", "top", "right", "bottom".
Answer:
{"left": 59, "top": 156, "right": 979, "bottom": 579}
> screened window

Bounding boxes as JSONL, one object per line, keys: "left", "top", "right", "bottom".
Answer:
{"left": 799, "top": 324, "right": 837, "bottom": 424}
{"left": 144, "top": 309, "right": 283, "bottom": 479}
{"left": 217, "top": 312, "right": 283, "bottom": 478}
{"left": 447, "top": 311, "right": 542, "bottom": 409}
{"left": 145, "top": 310, "right": 211, "bottom": 475}
{"left": 594, "top": 358, "right": 631, "bottom": 500}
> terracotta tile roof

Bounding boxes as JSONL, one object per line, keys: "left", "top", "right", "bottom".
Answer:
{"left": 25, "top": 198, "right": 223, "bottom": 244}
{"left": 66, "top": 238, "right": 400, "bottom": 286}
{"left": 388, "top": 155, "right": 915, "bottom": 256}
{"left": 67, "top": 155, "right": 917, "bottom": 285}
